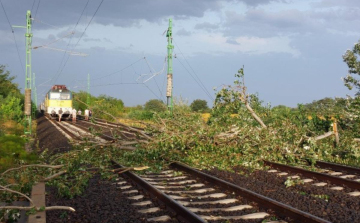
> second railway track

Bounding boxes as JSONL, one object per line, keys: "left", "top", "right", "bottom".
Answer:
{"left": 111, "top": 160, "right": 331, "bottom": 223}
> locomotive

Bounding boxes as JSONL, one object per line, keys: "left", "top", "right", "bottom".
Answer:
{"left": 42, "top": 85, "right": 73, "bottom": 119}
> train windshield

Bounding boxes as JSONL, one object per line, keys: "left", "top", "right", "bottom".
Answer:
{"left": 50, "top": 92, "right": 71, "bottom": 100}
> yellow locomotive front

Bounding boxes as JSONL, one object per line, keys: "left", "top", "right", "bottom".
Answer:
{"left": 44, "top": 85, "right": 73, "bottom": 119}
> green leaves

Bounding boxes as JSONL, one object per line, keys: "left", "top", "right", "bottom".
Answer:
{"left": 343, "top": 40, "right": 360, "bottom": 91}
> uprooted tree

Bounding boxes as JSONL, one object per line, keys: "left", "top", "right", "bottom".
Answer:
{"left": 213, "top": 67, "right": 267, "bottom": 129}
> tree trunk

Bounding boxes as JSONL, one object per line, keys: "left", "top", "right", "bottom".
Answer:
{"left": 244, "top": 102, "right": 267, "bottom": 129}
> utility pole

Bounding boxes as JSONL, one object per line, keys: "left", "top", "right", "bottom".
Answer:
{"left": 14, "top": 10, "right": 32, "bottom": 134}
{"left": 166, "top": 18, "right": 174, "bottom": 113}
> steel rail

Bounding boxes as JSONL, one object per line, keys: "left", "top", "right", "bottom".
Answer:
{"left": 48, "top": 118, "right": 82, "bottom": 141}
{"left": 72, "top": 122, "right": 115, "bottom": 141}
{"left": 171, "top": 161, "right": 330, "bottom": 223}
{"left": 264, "top": 160, "right": 360, "bottom": 190}
{"left": 111, "top": 160, "right": 206, "bottom": 223}
{"left": 93, "top": 117, "right": 144, "bottom": 131}
{"left": 313, "top": 160, "right": 360, "bottom": 175}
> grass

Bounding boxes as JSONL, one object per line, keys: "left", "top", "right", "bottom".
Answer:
{"left": 0, "top": 120, "right": 38, "bottom": 172}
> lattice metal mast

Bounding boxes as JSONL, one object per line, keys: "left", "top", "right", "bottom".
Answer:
{"left": 166, "top": 19, "right": 174, "bottom": 113}
{"left": 13, "top": 10, "right": 33, "bottom": 134}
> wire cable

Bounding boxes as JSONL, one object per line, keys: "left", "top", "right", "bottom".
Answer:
{"left": 176, "top": 57, "right": 214, "bottom": 101}
{"left": 91, "top": 57, "right": 145, "bottom": 81}
{"left": 31, "top": 0, "right": 36, "bottom": 12}
{"left": 50, "top": 0, "right": 91, "bottom": 85}
{"left": 34, "top": 0, "right": 41, "bottom": 20}
{"left": 174, "top": 41, "right": 214, "bottom": 101}
{"left": 144, "top": 57, "right": 164, "bottom": 100}
{"left": 52, "top": 0, "right": 105, "bottom": 84}
{"left": 0, "top": 0, "right": 25, "bottom": 76}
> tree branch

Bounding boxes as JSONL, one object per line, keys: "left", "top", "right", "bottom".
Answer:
{"left": 42, "top": 170, "right": 67, "bottom": 182}
{"left": 0, "top": 185, "right": 34, "bottom": 206}
{"left": 1, "top": 164, "right": 64, "bottom": 176}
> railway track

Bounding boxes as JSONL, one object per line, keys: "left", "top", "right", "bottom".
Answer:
{"left": 42, "top": 116, "right": 360, "bottom": 222}
{"left": 112, "top": 160, "right": 330, "bottom": 223}
{"left": 45, "top": 115, "right": 149, "bottom": 148}
{"left": 264, "top": 160, "right": 360, "bottom": 196}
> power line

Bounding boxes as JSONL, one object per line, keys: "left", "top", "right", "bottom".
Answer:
{"left": 0, "top": 0, "right": 25, "bottom": 76}
{"left": 144, "top": 57, "right": 165, "bottom": 100}
{"left": 174, "top": 41, "right": 214, "bottom": 101}
{"left": 55, "top": 0, "right": 105, "bottom": 82}
{"left": 91, "top": 57, "right": 145, "bottom": 81}
{"left": 50, "top": 0, "right": 91, "bottom": 85}
{"left": 91, "top": 82, "right": 141, "bottom": 87}
{"left": 34, "top": 0, "right": 41, "bottom": 20}
{"left": 31, "top": 0, "right": 36, "bottom": 12}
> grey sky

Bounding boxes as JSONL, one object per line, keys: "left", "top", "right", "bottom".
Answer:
{"left": 0, "top": 0, "right": 359, "bottom": 108}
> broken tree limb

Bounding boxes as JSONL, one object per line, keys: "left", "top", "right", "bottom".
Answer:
{"left": 314, "top": 131, "right": 334, "bottom": 141}
{"left": 0, "top": 185, "right": 34, "bottom": 206}
{"left": 0, "top": 205, "right": 75, "bottom": 212}
{"left": 244, "top": 102, "right": 267, "bottom": 129}
{"left": 333, "top": 122, "right": 339, "bottom": 147}
{"left": 42, "top": 170, "right": 67, "bottom": 182}
{"left": 1, "top": 164, "right": 64, "bottom": 176}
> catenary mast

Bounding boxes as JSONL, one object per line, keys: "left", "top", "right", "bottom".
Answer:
{"left": 166, "top": 19, "right": 174, "bottom": 113}
{"left": 13, "top": 10, "right": 33, "bottom": 134}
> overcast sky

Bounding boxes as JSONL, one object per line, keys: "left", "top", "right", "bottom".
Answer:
{"left": 1, "top": 0, "right": 359, "bottom": 108}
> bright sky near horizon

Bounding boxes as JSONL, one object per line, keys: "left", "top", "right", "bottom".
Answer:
{"left": 1, "top": 0, "right": 359, "bottom": 108}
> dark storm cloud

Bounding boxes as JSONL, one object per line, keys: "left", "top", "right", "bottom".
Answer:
{"left": 223, "top": 9, "right": 314, "bottom": 38}
{"left": 313, "top": 0, "right": 360, "bottom": 8}
{"left": 222, "top": 4, "right": 360, "bottom": 38}
{"left": 0, "top": 0, "right": 219, "bottom": 30}
{"left": 236, "top": 0, "right": 287, "bottom": 7}
{"left": 0, "top": 0, "right": 286, "bottom": 32}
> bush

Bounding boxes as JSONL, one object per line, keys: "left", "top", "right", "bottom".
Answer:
{"left": 0, "top": 135, "right": 37, "bottom": 172}
{"left": 190, "top": 99, "right": 209, "bottom": 112}
{"left": 144, "top": 99, "right": 167, "bottom": 113}
{"left": 128, "top": 110, "right": 154, "bottom": 120}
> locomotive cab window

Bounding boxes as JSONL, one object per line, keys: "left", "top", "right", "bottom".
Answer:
{"left": 49, "top": 92, "right": 71, "bottom": 100}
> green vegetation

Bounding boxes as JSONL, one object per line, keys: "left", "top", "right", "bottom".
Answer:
{"left": 190, "top": 99, "right": 209, "bottom": 112}
{"left": 2, "top": 53, "right": 360, "bottom": 220}
{"left": 343, "top": 39, "right": 360, "bottom": 93}
{"left": 0, "top": 65, "right": 37, "bottom": 172}
{"left": 72, "top": 91, "right": 124, "bottom": 120}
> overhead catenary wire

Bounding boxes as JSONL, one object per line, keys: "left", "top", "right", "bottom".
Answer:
{"left": 32, "top": 18, "right": 60, "bottom": 30}
{"left": 50, "top": 0, "right": 91, "bottom": 85}
{"left": 0, "top": 0, "right": 25, "bottom": 76}
{"left": 31, "top": 0, "right": 36, "bottom": 12}
{"left": 33, "top": 31, "right": 75, "bottom": 49}
{"left": 91, "top": 57, "right": 145, "bottom": 81}
{"left": 34, "top": 0, "right": 41, "bottom": 21}
{"left": 174, "top": 41, "right": 214, "bottom": 101}
{"left": 52, "top": 0, "right": 105, "bottom": 85}
{"left": 143, "top": 57, "right": 165, "bottom": 100}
